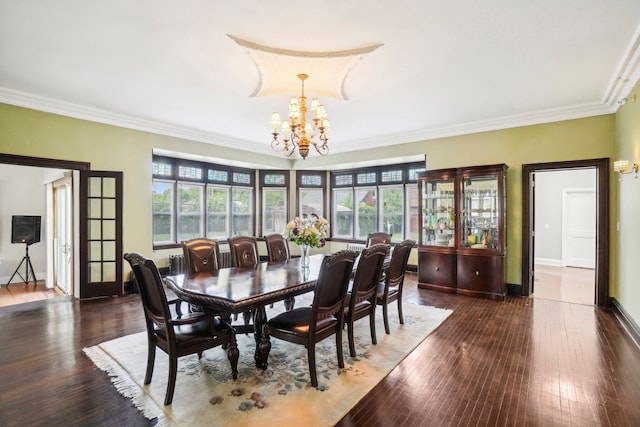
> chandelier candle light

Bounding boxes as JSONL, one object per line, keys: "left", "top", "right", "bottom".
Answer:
{"left": 286, "top": 214, "right": 329, "bottom": 267}
{"left": 271, "top": 74, "right": 330, "bottom": 160}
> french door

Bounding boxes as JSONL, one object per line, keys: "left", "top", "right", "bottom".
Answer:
{"left": 79, "top": 170, "right": 123, "bottom": 298}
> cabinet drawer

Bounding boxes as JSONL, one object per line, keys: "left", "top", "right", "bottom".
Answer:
{"left": 457, "top": 254, "right": 505, "bottom": 300}
{"left": 418, "top": 251, "right": 456, "bottom": 292}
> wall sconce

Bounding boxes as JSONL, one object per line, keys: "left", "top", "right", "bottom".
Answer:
{"left": 613, "top": 160, "right": 639, "bottom": 181}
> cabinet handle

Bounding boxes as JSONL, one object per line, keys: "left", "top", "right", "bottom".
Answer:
{"left": 475, "top": 270, "right": 480, "bottom": 276}
{"left": 435, "top": 266, "right": 440, "bottom": 271}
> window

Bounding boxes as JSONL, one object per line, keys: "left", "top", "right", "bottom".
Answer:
{"left": 331, "top": 162, "right": 424, "bottom": 241}
{"left": 152, "top": 156, "right": 255, "bottom": 247}
{"left": 259, "top": 171, "right": 289, "bottom": 236}
{"left": 297, "top": 171, "right": 326, "bottom": 218}
{"left": 177, "top": 183, "right": 204, "bottom": 241}
{"left": 152, "top": 180, "right": 174, "bottom": 244}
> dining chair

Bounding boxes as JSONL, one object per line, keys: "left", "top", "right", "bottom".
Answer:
{"left": 227, "top": 236, "right": 260, "bottom": 325}
{"left": 264, "top": 249, "right": 358, "bottom": 388}
{"left": 344, "top": 243, "right": 388, "bottom": 357}
{"left": 182, "top": 237, "right": 227, "bottom": 316}
{"left": 264, "top": 233, "right": 294, "bottom": 310}
{"left": 182, "top": 237, "right": 221, "bottom": 273}
{"left": 366, "top": 232, "right": 392, "bottom": 247}
{"left": 124, "top": 252, "right": 239, "bottom": 405}
{"left": 376, "top": 239, "right": 415, "bottom": 334}
{"left": 264, "top": 233, "right": 290, "bottom": 262}
{"left": 227, "top": 236, "right": 259, "bottom": 268}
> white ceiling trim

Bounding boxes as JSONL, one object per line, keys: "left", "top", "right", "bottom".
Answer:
{"left": 0, "top": 86, "right": 271, "bottom": 155}
{"left": 0, "top": 88, "right": 616, "bottom": 156}
{"left": 338, "top": 102, "right": 616, "bottom": 150}
{"left": 603, "top": 22, "right": 640, "bottom": 107}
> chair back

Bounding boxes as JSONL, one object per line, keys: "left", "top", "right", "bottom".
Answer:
{"left": 386, "top": 239, "right": 415, "bottom": 288}
{"left": 265, "top": 233, "right": 290, "bottom": 262}
{"left": 350, "top": 244, "right": 388, "bottom": 306}
{"left": 182, "top": 238, "right": 221, "bottom": 273}
{"left": 227, "top": 236, "right": 259, "bottom": 268}
{"left": 310, "top": 250, "right": 358, "bottom": 330}
{"left": 124, "top": 252, "right": 172, "bottom": 330}
{"left": 366, "top": 232, "right": 392, "bottom": 247}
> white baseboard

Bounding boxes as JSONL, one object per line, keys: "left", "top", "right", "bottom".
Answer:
{"left": 534, "top": 258, "right": 562, "bottom": 267}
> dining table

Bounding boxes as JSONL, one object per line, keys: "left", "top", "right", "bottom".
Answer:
{"left": 165, "top": 253, "right": 326, "bottom": 369}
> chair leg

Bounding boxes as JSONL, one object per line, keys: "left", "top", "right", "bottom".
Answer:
{"left": 382, "top": 301, "right": 391, "bottom": 334}
{"left": 336, "top": 325, "right": 345, "bottom": 369}
{"left": 397, "top": 297, "right": 404, "bottom": 325}
{"left": 226, "top": 335, "right": 239, "bottom": 380}
{"left": 347, "top": 317, "right": 356, "bottom": 357}
{"left": 308, "top": 344, "right": 318, "bottom": 387}
{"left": 165, "top": 353, "right": 178, "bottom": 405}
{"left": 284, "top": 296, "right": 295, "bottom": 311}
{"left": 369, "top": 309, "right": 377, "bottom": 345}
{"left": 144, "top": 341, "right": 156, "bottom": 385}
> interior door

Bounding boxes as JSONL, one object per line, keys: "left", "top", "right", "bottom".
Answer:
{"left": 79, "top": 170, "right": 123, "bottom": 298}
{"left": 53, "top": 177, "right": 73, "bottom": 294}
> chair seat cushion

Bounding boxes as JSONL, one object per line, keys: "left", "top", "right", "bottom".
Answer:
{"left": 344, "top": 292, "right": 372, "bottom": 316}
{"left": 267, "top": 307, "right": 337, "bottom": 335}
{"left": 376, "top": 282, "right": 399, "bottom": 299}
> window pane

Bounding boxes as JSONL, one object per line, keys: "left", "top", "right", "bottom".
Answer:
{"left": 152, "top": 180, "right": 174, "bottom": 244}
{"left": 177, "top": 183, "right": 204, "bottom": 241}
{"left": 153, "top": 161, "right": 173, "bottom": 177}
{"left": 406, "top": 185, "right": 420, "bottom": 242}
{"left": 356, "top": 188, "right": 377, "bottom": 240}
{"left": 178, "top": 165, "right": 203, "bottom": 180}
{"left": 262, "top": 188, "right": 287, "bottom": 235}
{"left": 356, "top": 172, "right": 376, "bottom": 185}
{"left": 231, "top": 187, "right": 252, "bottom": 236}
{"left": 233, "top": 172, "right": 251, "bottom": 185}
{"left": 300, "top": 188, "right": 324, "bottom": 217}
{"left": 206, "top": 186, "right": 229, "bottom": 239}
{"left": 264, "top": 174, "right": 286, "bottom": 186}
{"left": 208, "top": 169, "right": 228, "bottom": 183}
{"left": 333, "top": 189, "right": 353, "bottom": 238}
{"left": 381, "top": 170, "right": 403, "bottom": 183}
{"left": 334, "top": 174, "right": 353, "bottom": 186}
{"left": 300, "top": 174, "right": 322, "bottom": 186}
{"left": 380, "top": 187, "right": 404, "bottom": 240}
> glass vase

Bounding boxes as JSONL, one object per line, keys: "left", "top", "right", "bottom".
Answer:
{"left": 299, "top": 244, "right": 310, "bottom": 267}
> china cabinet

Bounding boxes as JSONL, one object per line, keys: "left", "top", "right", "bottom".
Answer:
{"left": 417, "top": 164, "right": 507, "bottom": 300}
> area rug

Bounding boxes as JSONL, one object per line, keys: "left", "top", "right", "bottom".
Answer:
{"left": 84, "top": 301, "right": 452, "bottom": 427}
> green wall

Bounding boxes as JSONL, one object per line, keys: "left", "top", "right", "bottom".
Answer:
{"left": 613, "top": 81, "right": 640, "bottom": 323}
{"left": 0, "top": 102, "right": 616, "bottom": 288}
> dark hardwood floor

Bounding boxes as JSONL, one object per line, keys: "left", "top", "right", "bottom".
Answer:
{"left": 1, "top": 274, "right": 639, "bottom": 426}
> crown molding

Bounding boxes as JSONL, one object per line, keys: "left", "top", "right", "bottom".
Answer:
{"left": 0, "top": 86, "right": 271, "bottom": 155}
{"left": 0, "top": 86, "right": 617, "bottom": 157}
{"left": 333, "top": 101, "right": 616, "bottom": 153}
{"left": 603, "top": 21, "right": 640, "bottom": 107}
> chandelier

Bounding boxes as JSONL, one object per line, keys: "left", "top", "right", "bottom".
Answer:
{"left": 270, "top": 74, "right": 330, "bottom": 159}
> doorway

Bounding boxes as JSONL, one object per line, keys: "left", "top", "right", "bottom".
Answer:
{"left": 531, "top": 169, "right": 596, "bottom": 305}
{"left": 521, "top": 159, "right": 610, "bottom": 308}
{"left": 53, "top": 175, "right": 73, "bottom": 295}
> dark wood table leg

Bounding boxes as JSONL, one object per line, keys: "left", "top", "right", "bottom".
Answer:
{"left": 253, "top": 305, "right": 271, "bottom": 369}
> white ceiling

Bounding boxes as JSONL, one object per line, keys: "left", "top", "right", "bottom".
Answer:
{"left": 1, "top": 1, "right": 640, "bottom": 159}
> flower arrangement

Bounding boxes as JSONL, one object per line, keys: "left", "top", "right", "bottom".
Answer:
{"left": 286, "top": 214, "right": 329, "bottom": 248}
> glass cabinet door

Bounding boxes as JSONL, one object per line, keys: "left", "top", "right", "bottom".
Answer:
{"left": 421, "top": 177, "right": 456, "bottom": 247}
{"left": 461, "top": 174, "right": 499, "bottom": 249}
